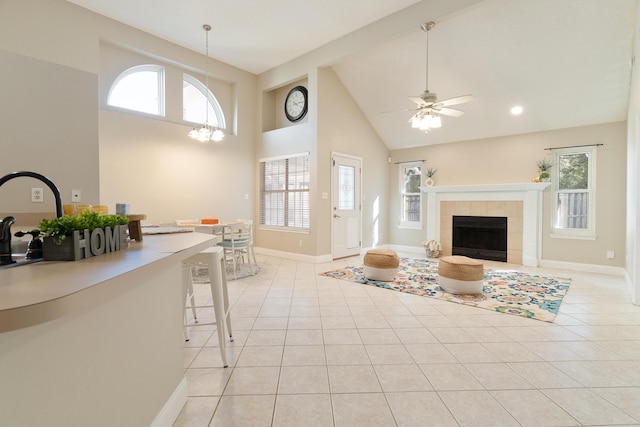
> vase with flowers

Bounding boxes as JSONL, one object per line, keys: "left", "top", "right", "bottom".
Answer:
{"left": 424, "top": 167, "right": 437, "bottom": 186}
{"left": 536, "top": 158, "right": 553, "bottom": 182}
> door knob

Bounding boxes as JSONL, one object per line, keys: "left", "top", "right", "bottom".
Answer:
{"left": 334, "top": 214, "right": 341, "bottom": 219}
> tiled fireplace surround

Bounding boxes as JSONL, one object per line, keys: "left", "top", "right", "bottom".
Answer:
{"left": 421, "top": 183, "right": 550, "bottom": 266}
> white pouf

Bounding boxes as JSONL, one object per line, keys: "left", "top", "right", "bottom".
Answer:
{"left": 363, "top": 249, "right": 399, "bottom": 281}
{"left": 438, "top": 255, "right": 484, "bottom": 294}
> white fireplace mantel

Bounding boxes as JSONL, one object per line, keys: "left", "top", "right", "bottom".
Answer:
{"left": 421, "top": 182, "right": 550, "bottom": 266}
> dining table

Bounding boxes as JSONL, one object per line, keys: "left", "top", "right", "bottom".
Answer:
{"left": 176, "top": 220, "right": 243, "bottom": 240}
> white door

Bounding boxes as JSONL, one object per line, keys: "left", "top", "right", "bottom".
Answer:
{"left": 331, "top": 153, "right": 362, "bottom": 259}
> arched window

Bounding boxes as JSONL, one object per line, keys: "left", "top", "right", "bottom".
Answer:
{"left": 107, "top": 65, "right": 164, "bottom": 116}
{"left": 183, "top": 73, "right": 226, "bottom": 129}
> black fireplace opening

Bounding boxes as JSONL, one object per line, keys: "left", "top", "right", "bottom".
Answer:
{"left": 452, "top": 215, "right": 507, "bottom": 262}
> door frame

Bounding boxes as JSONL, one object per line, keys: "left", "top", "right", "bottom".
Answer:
{"left": 330, "top": 151, "right": 363, "bottom": 259}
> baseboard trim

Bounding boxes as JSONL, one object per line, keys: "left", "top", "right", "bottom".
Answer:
{"left": 381, "top": 244, "right": 424, "bottom": 255}
{"left": 374, "top": 245, "right": 627, "bottom": 277}
{"left": 254, "top": 247, "right": 333, "bottom": 263}
{"left": 150, "top": 377, "right": 188, "bottom": 427}
{"left": 255, "top": 245, "right": 625, "bottom": 277}
{"left": 538, "top": 259, "right": 625, "bottom": 276}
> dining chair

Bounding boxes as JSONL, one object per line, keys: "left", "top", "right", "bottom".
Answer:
{"left": 235, "top": 219, "right": 258, "bottom": 267}
{"left": 216, "top": 221, "right": 256, "bottom": 280}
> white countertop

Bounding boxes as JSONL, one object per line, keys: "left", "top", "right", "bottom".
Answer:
{"left": 0, "top": 232, "right": 216, "bottom": 332}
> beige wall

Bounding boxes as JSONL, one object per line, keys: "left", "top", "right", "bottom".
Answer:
{"left": 389, "top": 121, "right": 627, "bottom": 267}
{"left": 0, "top": 49, "right": 99, "bottom": 217}
{"left": 317, "top": 67, "right": 390, "bottom": 252}
{"left": 1, "top": 0, "right": 257, "bottom": 225}
{"left": 255, "top": 66, "right": 389, "bottom": 258}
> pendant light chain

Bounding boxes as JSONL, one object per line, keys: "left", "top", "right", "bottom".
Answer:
{"left": 188, "top": 23, "right": 224, "bottom": 142}
{"left": 425, "top": 24, "right": 429, "bottom": 92}
{"left": 204, "top": 24, "right": 211, "bottom": 129}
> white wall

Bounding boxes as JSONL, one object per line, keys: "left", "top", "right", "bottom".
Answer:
{"left": 625, "top": 0, "right": 640, "bottom": 304}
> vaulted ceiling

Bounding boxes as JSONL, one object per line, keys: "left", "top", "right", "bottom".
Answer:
{"left": 68, "top": 0, "right": 636, "bottom": 150}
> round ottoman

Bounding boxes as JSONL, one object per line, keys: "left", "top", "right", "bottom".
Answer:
{"left": 363, "top": 249, "right": 399, "bottom": 281}
{"left": 438, "top": 255, "right": 484, "bottom": 294}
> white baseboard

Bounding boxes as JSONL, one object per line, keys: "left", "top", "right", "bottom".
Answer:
{"left": 254, "top": 247, "right": 333, "bottom": 263}
{"left": 538, "top": 259, "right": 625, "bottom": 276}
{"left": 255, "top": 245, "right": 626, "bottom": 278}
{"left": 377, "top": 244, "right": 424, "bottom": 255}
{"left": 150, "top": 377, "right": 188, "bottom": 427}
{"left": 364, "top": 245, "right": 627, "bottom": 277}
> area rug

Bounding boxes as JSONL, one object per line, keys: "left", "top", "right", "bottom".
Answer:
{"left": 320, "top": 258, "right": 571, "bottom": 322}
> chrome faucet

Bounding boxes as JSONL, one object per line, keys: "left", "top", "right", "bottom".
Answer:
{"left": 0, "top": 171, "right": 63, "bottom": 265}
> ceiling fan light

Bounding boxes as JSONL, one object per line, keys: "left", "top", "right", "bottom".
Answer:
{"left": 431, "top": 115, "right": 442, "bottom": 128}
{"left": 419, "top": 114, "right": 432, "bottom": 130}
{"left": 411, "top": 116, "right": 421, "bottom": 128}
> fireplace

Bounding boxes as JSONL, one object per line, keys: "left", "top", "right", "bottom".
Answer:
{"left": 452, "top": 215, "right": 508, "bottom": 262}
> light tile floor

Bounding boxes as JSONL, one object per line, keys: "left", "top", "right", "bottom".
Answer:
{"left": 174, "top": 252, "right": 640, "bottom": 426}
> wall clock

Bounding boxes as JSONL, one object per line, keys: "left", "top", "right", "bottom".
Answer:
{"left": 284, "top": 85, "right": 308, "bottom": 122}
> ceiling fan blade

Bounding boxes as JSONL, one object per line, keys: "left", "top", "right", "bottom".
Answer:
{"left": 436, "top": 107, "right": 465, "bottom": 117}
{"left": 381, "top": 106, "right": 424, "bottom": 114}
{"left": 409, "top": 96, "right": 432, "bottom": 107}
{"left": 435, "top": 94, "right": 475, "bottom": 108}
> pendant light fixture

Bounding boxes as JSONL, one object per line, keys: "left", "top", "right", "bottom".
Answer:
{"left": 188, "top": 24, "right": 225, "bottom": 143}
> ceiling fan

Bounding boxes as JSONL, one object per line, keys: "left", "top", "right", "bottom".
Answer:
{"left": 408, "top": 21, "right": 474, "bottom": 131}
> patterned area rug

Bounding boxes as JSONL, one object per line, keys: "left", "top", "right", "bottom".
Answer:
{"left": 320, "top": 258, "right": 571, "bottom": 322}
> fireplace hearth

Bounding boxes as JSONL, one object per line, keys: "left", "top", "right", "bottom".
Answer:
{"left": 452, "top": 215, "right": 507, "bottom": 262}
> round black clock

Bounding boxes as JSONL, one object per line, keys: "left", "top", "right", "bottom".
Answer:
{"left": 284, "top": 85, "right": 308, "bottom": 122}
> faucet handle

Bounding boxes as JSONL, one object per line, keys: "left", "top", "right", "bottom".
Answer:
{"left": 14, "top": 230, "right": 42, "bottom": 239}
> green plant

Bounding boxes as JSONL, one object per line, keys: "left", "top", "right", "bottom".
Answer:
{"left": 425, "top": 167, "right": 437, "bottom": 178}
{"left": 39, "top": 210, "right": 129, "bottom": 244}
{"left": 536, "top": 158, "right": 553, "bottom": 172}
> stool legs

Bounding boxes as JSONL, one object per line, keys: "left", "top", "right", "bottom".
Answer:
{"left": 182, "top": 247, "right": 233, "bottom": 368}
{"left": 182, "top": 267, "right": 199, "bottom": 342}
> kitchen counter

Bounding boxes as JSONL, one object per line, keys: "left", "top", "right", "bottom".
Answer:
{"left": 0, "top": 232, "right": 217, "bottom": 426}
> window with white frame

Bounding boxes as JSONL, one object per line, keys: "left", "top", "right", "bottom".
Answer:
{"left": 552, "top": 146, "right": 596, "bottom": 238}
{"left": 107, "top": 64, "right": 165, "bottom": 116}
{"left": 260, "top": 153, "right": 310, "bottom": 231}
{"left": 182, "top": 73, "right": 226, "bottom": 129}
{"left": 400, "top": 162, "right": 422, "bottom": 227}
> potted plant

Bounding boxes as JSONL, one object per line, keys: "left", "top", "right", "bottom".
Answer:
{"left": 39, "top": 210, "right": 129, "bottom": 261}
{"left": 536, "top": 158, "right": 553, "bottom": 182}
{"left": 424, "top": 167, "right": 437, "bottom": 186}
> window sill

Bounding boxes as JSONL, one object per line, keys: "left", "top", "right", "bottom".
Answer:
{"left": 550, "top": 232, "right": 597, "bottom": 241}
{"left": 398, "top": 223, "right": 422, "bottom": 230}
{"left": 258, "top": 226, "right": 310, "bottom": 235}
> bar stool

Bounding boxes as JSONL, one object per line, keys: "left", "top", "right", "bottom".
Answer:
{"left": 182, "top": 245, "right": 233, "bottom": 368}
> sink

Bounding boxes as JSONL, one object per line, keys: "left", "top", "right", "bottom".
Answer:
{"left": 0, "top": 253, "right": 43, "bottom": 269}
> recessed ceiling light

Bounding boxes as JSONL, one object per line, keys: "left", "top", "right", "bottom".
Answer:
{"left": 511, "top": 105, "right": 523, "bottom": 115}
